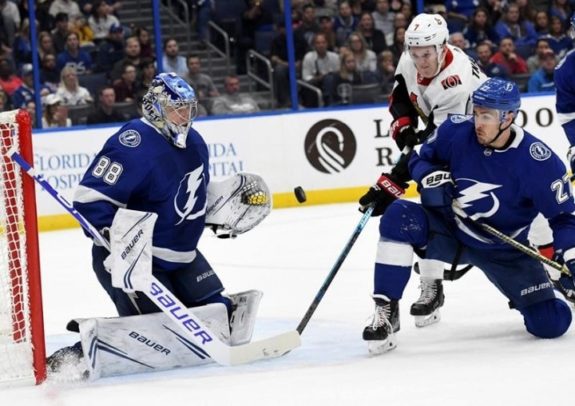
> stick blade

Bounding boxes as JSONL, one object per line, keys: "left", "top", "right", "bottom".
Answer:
{"left": 228, "top": 330, "right": 301, "bottom": 365}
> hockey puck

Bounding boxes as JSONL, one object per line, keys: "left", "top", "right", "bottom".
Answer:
{"left": 294, "top": 186, "right": 307, "bottom": 203}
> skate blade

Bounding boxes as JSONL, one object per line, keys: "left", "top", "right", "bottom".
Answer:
{"left": 414, "top": 309, "right": 441, "bottom": 328}
{"left": 367, "top": 335, "right": 397, "bottom": 355}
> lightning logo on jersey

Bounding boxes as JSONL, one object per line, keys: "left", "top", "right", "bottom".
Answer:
{"left": 174, "top": 165, "right": 207, "bottom": 225}
{"left": 455, "top": 178, "right": 502, "bottom": 220}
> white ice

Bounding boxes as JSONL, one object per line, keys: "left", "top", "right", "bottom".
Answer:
{"left": 4, "top": 202, "right": 575, "bottom": 405}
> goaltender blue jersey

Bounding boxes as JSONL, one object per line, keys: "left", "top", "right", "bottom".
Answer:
{"left": 555, "top": 49, "right": 575, "bottom": 145}
{"left": 73, "top": 118, "right": 210, "bottom": 271}
{"left": 409, "top": 115, "right": 575, "bottom": 252}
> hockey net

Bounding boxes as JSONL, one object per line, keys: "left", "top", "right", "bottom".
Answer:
{"left": 0, "top": 109, "right": 45, "bottom": 385}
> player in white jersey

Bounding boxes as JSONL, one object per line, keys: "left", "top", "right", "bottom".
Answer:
{"left": 359, "top": 13, "right": 488, "bottom": 327}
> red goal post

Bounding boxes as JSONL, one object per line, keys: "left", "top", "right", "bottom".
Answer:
{"left": 0, "top": 109, "right": 46, "bottom": 385}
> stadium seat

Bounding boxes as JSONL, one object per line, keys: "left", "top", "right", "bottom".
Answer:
{"left": 510, "top": 73, "right": 531, "bottom": 92}
{"left": 67, "top": 104, "right": 95, "bottom": 125}
{"left": 112, "top": 101, "right": 139, "bottom": 120}
{"left": 78, "top": 73, "right": 109, "bottom": 98}
{"left": 350, "top": 83, "right": 382, "bottom": 105}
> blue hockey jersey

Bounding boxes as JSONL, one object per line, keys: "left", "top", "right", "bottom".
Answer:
{"left": 555, "top": 49, "right": 575, "bottom": 146}
{"left": 73, "top": 118, "right": 210, "bottom": 271}
{"left": 409, "top": 115, "right": 575, "bottom": 253}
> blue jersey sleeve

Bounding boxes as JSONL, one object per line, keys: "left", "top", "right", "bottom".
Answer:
{"left": 555, "top": 51, "right": 575, "bottom": 145}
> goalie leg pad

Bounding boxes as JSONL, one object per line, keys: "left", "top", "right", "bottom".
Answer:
{"left": 228, "top": 290, "right": 263, "bottom": 345}
{"left": 76, "top": 302, "right": 231, "bottom": 380}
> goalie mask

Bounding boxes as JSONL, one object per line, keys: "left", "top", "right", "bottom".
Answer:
{"left": 205, "top": 173, "right": 272, "bottom": 238}
{"left": 142, "top": 72, "right": 198, "bottom": 149}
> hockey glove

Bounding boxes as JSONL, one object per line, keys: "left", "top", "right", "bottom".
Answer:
{"left": 359, "top": 173, "right": 408, "bottom": 217}
{"left": 419, "top": 170, "right": 455, "bottom": 222}
{"left": 390, "top": 113, "right": 437, "bottom": 151}
{"left": 567, "top": 146, "right": 575, "bottom": 180}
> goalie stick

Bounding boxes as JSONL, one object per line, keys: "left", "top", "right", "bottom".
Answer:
{"left": 6, "top": 148, "right": 301, "bottom": 366}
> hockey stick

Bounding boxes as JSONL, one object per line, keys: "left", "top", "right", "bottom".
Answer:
{"left": 296, "top": 205, "right": 374, "bottom": 334}
{"left": 7, "top": 148, "right": 301, "bottom": 366}
{"left": 471, "top": 221, "right": 575, "bottom": 303}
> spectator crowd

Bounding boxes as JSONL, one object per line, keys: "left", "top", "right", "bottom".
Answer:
{"left": 0, "top": 0, "right": 574, "bottom": 127}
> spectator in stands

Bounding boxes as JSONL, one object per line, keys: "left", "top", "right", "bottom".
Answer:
{"left": 135, "top": 58, "right": 156, "bottom": 99}
{"left": 375, "top": 49, "right": 395, "bottom": 95}
{"left": 17, "top": 0, "right": 51, "bottom": 32}
{"left": 357, "top": 12, "right": 387, "bottom": 54}
{"left": 70, "top": 15, "right": 95, "bottom": 49}
{"left": 330, "top": 50, "right": 376, "bottom": 105}
{"left": 134, "top": 26, "right": 153, "bottom": 59}
{"left": 318, "top": 15, "right": 337, "bottom": 51}
{"left": 40, "top": 53, "right": 60, "bottom": 93}
{"left": 12, "top": 18, "right": 33, "bottom": 68}
{"left": 372, "top": 0, "right": 395, "bottom": 37}
{"left": 347, "top": 32, "right": 377, "bottom": 73}
{"left": 95, "top": 23, "right": 125, "bottom": 73}
{"left": 334, "top": 1, "right": 358, "bottom": 48}
{"left": 42, "top": 94, "right": 71, "bottom": 128}
{"left": 184, "top": 54, "right": 219, "bottom": 102}
{"left": 56, "top": 66, "right": 94, "bottom": 106}
{"left": 527, "top": 48, "right": 557, "bottom": 93}
{"left": 388, "top": 26, "right": 405, "bottom": 64}
{"left": 51, "top": 13, "right": 71, "bottom": 54}
{"left": 491, "top": 36, "right": 528, "bottom": 75}
{"left": 112, "top": 62, "right": 137, "bottom": 102}
{"left": 56, "top": 32, "right": 93, "bottom": 75}
{"left": 0, "top": 57, "right": 22, "bottom": 97}
{"left": 86, "top": 86, "right": 125, "bottom": 124}
{"left": 162, "top": 38, "right": 187, "bottom": 77}
{"left": 463, "top": 7, "right": 499, "bottom": 50}
{"left": 445, "top": 0, "right": 475, "bottom": 32}
{"left": 89, "top": 0, "right": 121, "bottom": 44}
{"left": 475, "top": 41, "right": 508, "bottom": 79}
{"left": 315, "top": 0, "right": 338, "bottom": 18}
{"left": 12, "top": 64, "right": 50, "bottom": 108}
{"left": 24, "top": 100, "right": 36, "bottom": 127}
{"left": 80, "top": 0, "right": 122, "bottom": 16}
{"left": 449, "top": 31, "right": 474, "bottom": 58}
{"left": 542, "top": 15, "right": 573, "bottom": 60}
{"left": 527, "top": 38, "right": 555, "bottom": 73}
{"left": 270, "top": 20, "right": 307, "bottom": 107}
{"left": 387, "top": 11, "right": 408, "bottom": 45}
{"left": 111, "top": 36, "right": 141, "bottom": 81}
{"left": 211, "top": 75, "right": 260, "bottom": 115}
{"left": 533, "top": 10, "right": 550, "bottom": 35}
{"left": 301, "top": 32, "right": 340, "bottom": 106}
{"left": 549, "top": 0, "right": 572, "bottom": 27}
{"left": 49, "top": 0, "right": 83, "bottom": 21}
{"left": 295, "top": 3, "right": 321, "bottom": 48}
{"left": 494, "top": 3, "right": 538, "bottom": 58}
{"left": 38, "top": 31, "right": 56, "bottom": 62}
{"left": 236, "top": 0, "right": 274, "bottom": 74}
{"left": 0, "top": 0, "right": 21, "bottom": 48}
{"left": 192, "top": 0, "right": 212, "bottom": 48}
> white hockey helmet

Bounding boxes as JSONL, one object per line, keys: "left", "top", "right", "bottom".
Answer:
{"left": 405, "top": 13, "right": 449, "bottom": 73}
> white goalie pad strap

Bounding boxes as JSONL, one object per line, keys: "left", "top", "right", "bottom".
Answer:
{"left": 110, "top": 208, "right": 158, "bottom": 293}
{"left": 78, "top": 303, "right": 231, "bottom": 380}
{"left": 375, "top": 239, "right": 414, "bottom": 267}
{"left": 205, "top": 173, "right": 272, "bottom": 237}
{"left": 228, "top": 290, "right": 263, "bottom": 345}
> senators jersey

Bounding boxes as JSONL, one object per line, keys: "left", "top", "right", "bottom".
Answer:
{"left": 393, "top": 45, "right": 488, "bottom": 128}
{"left": 73, "top": 118, "right": 210, "bottom": 271}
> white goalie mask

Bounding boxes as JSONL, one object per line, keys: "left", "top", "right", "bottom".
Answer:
{"left": 142, "top": 72, "right": 198, "bottom": 149}
{"left": 405, "top": 13, "right": 449, "bottom": 77}
{"left": 205, "top": 173, "right": 272, "bottom": 238}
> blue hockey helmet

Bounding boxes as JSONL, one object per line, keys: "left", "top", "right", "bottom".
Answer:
{"left": 472, "top": 78, "right": 521, "bottom": 120}
{"left": 142, "top": 72, "right": 198, "bottom": 148}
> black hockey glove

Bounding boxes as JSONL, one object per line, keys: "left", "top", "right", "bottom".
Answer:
{"left": 390, "top": 113, "right": 437, "bottom": 151}
{"left": 419, "top": 170, "right": 455, "bottom": 223}
{"left": 359, "top": 173, "right": 408, "bottom": 217}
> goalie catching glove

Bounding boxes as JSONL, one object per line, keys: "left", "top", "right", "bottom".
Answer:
{"left": 205, "top": 172, "right": 272, "bottom": 238}
{"left": 359, "top": 173, "right": 408, "bottom": 216}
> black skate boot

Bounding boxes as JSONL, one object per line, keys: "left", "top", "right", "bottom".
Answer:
{"left": 363, "top": 295, "right": 400, "bottom": 355}
{"left": 410, "top": 278, "right": 445, "bottom": 327}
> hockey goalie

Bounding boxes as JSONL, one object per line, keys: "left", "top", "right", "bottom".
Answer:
{"left": 47, "top": 73, "right": 278, "bottom": 380}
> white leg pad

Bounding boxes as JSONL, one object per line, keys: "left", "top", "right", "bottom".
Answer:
{"left": 228, "top": 290, "right": 263, "bottom": 345}
{"left": 77, "top": 303, "right": 230, "bottom": 380}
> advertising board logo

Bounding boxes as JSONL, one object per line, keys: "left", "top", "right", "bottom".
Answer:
{"left": 304, "top": 119, "right": 356, "bottom": 174}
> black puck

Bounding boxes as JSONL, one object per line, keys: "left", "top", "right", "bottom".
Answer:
{"left": 294, "top": 186, "right": 307, "bottom": 203}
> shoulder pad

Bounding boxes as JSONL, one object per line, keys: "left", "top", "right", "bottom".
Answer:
{"left": 117, "top": 129, "right": 142, "bottom": 148}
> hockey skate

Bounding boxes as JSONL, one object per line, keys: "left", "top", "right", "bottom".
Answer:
{"left": 362, "top": 295, "right": 400, "bottom": 355}
{"left": 410, "top": 278, "right": 444, "bottom": 327}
